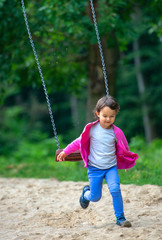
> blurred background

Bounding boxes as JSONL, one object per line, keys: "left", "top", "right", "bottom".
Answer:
{"left": 0, "top": 0, "right": 161, "bottom": 185}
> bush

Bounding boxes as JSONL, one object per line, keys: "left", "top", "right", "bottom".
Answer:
{"left": 0, "top": 134, "right": 161, "bottom": 185}
{"left": 118, "top": 137, "right": 162, "bottom": 185}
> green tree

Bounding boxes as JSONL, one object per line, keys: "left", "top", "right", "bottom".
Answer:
{"left": 0, "top": 0, "right": 161, "bottom": 144}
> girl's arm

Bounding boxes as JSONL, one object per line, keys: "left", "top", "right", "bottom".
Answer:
{"left": 57, "top": 136, "right": 81, "bottom": 162}
{"left": 64, "top": 136, "right": 81, "bottom": 155}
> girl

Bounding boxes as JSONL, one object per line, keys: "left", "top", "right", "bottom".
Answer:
{"left": 57, "top": 96, "right": 138, "bottom": 227}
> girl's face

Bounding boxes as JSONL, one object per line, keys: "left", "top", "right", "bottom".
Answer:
{"left": 96, "top": 106, "right": 117, "bottom": 129}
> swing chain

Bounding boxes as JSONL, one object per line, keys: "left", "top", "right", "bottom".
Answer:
{"left": 21, "top": 0, "right": 60, "bottom": 149}
{"left": 21, "top": 0, "right": 109, "bottom": 149}
{"left": 89, "top": 0, "right": 109, "bottom": 96}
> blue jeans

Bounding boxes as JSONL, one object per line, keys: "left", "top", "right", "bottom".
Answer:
{"left": 84, "top": 165, "right": 124, "bottom": 218}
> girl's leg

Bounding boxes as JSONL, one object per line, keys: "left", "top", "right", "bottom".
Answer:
{"left": 105, "top": 166, "right": 124, "bottom": 218}
{"left": 84, "top": 166, "right": 104, "bottom": 202}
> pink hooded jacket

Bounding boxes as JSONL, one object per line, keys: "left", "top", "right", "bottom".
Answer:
{"left": 64, "top": 120, "right": 138, "bottom": 169}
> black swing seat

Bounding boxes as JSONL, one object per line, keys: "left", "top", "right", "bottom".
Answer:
{"left": 55, "top": 149, "right": 83, "bottom": 162}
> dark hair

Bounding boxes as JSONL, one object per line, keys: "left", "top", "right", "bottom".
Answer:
{"left": 95, "top": 96, "right": 120, "bottom": 114}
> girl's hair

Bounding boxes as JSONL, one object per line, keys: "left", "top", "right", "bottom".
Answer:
{"left": 95, "top": 95, "right": 120, "bottom": 114}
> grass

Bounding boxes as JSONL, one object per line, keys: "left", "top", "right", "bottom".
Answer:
{"left": 0, "top": 136, "right": 161, "bottom": 185}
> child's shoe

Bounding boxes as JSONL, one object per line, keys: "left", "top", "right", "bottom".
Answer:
{"left": 116, "top": 217, "right": 132, "bottom": 227}
{"left": 79, "top": 185, "right": 90, "bottom": 209}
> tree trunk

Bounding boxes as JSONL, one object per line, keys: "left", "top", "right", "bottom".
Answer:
{"left": 132, "top": 5, "right": 156, "bottom": 143}
{"left": 70, "top": 94, "right": 80, "bottom": 132}
{"left": 133, "top": 40, "right": 156, "bottom": 143}
{"left": 86, "top": 1, "right": 119, "bottom": 122}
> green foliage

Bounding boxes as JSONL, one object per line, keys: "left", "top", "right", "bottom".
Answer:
{"left": 1, "top": 0, "right": 161, "bottom": 140}
{"left": 0, "top": 105, "right": 28, "bottom": 154}
{"left": 0, "top": 88, "right": 73, "bottom": 154}
{"left": 0, "top": 136, "right": 66, "bottom": 179}
{"left": 118, "top": 137, "right": 162, "bottom": 185}
{"left": 0, "top": 0, "right": 34, "bottom": 95}
{"left": 116, "top": 35, "right": 162, "bottom": 139}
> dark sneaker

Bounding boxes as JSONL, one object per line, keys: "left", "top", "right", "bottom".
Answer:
{"left": 79, "top": 185, "right": 90, "bottom": 209}
{"left": 116, "top": 217, "right": 132, "bottom": 227}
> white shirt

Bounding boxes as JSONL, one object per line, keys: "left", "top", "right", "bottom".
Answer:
{"left": 88, "top": 122, "right": 117, "bottom": 169}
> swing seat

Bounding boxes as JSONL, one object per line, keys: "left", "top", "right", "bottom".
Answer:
{"left": 55, "top": 149, "right": 82, "bottom": 162}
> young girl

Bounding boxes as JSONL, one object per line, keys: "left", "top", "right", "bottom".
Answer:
{"left": 57, "top": 96, "right": 138, "bottom": 227}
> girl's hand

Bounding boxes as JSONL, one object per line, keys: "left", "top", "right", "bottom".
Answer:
{"left": 57, "top": 151, "right": 67, "bottom": 162}
{"left": 125, "top": 169, "right": 129, "bottom": 172}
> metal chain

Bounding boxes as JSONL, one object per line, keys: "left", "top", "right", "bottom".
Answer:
{"left": 89, "top": 0, "right": 109, "bottom": 96}
{"left": 21, "top": 0, "right": 109, "bottom": 148}
{"left": 21, "top": 0, "right": 60, "bottom": 149}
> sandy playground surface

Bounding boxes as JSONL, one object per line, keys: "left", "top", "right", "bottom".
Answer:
{"left": 0, "top": 178, "right": 162, "bottom": 240}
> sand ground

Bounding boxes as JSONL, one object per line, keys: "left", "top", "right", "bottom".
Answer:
{"left": 0, "top": 178, "right": 161, "bottom": 240}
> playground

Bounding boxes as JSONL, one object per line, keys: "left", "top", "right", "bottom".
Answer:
{"left": 0, "top": 1, "right": 162, "bottom": 239}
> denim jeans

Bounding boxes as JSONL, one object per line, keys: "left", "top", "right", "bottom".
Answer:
{"left": 84, "top": 165, "right": 124, "bottom": 218}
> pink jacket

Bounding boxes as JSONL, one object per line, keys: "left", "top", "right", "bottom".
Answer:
{"left": 64, "top": 120, "right": 138, "bottom": 169}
